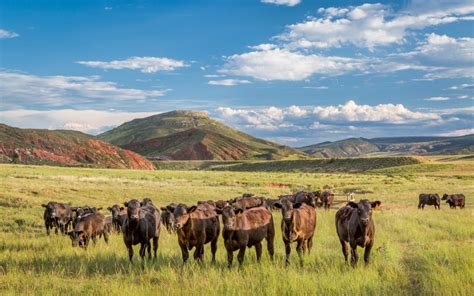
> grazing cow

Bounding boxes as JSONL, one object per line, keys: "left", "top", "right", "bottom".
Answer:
{"left": 169, "top": 203, "right": 220, "bottom": 263}
{"left": 219, "top": 206, "right": 275, "bottom": 268}
{"left": 68, "top": 212, "right": 109, "bottom": 249}
{"left": 336, "top": 199, "right": 381, "bottom": 267}
{"left": 123, "top": 199, "right": 161, "bottom": 262}
{"left": 160, "top": 203, "right": 178, "bottom": 233}
{"left": 274, "top": 197, "right": 317, "bottom": 265}
{"left": 233, "top": 196, "right": 267, "bottom": 210}
{"left": 41, "top": 202, "right": 73, "bottom": 235}
{"left": 320, "top": 191, "right": 334, "bottom": 210}
{"left": 418, "top": 194, "right": 440, "bottom": 210}
{"left": 107, "top": 204, "right": 127, "bottom": 232}
{"left": 442, "top": 194, "right": 465, "bottom": 209}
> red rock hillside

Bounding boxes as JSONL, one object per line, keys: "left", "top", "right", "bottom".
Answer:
{"left": 0, "top": 124, "right": 155, "bottom": 170}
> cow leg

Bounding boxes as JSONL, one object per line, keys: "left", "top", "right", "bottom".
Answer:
{"left": 284, "top": 241, "right": 291, "bottom": 265}
{"left": 179, "top": 242, "right": 189, "bottom": 263}
{"left": 45, "top": 222, "right": 50, "bottom": 236}
{"left": 237, "top": 245, "right": 246, "bottom": 267}
{"left": 340, "top": 240, "right": 349, "bottom": 264}
{"left": 255, "top": 242, "right": 262, "bottom": 263}
{"left": 193, "top": 244, "right": 204, "bottom": 262}
{"left": 266, "top": 235, "right": 275, "bottom": 261}
{"left": 364, "top": 243, "right": 373, "bottom": 265}
{"left": 350, "top": 244, "right": 359, "bottom": 267}
{"left": 139, "top": 243, "right": 147, "bottom": 261}
{"left": 296, "top": 239, "right": 304, "bottom": 266}
{"left": 147, "top": 241, "right": 152, "bottom": 259}
{"left": 103, "top": 231, "right": 109, "bottom": 244}
{"left": 92, "top": 236, "right": 97, "bottom": 246}
{"left": 152, "top": 237, "right": 158, "bottom": 259}
{"left": 211, "top": 237, "right": 218, "bottom": 263}
{"left": 227, "top": 249, "right": 233, "bottom": 268}
{"left": 418, "top": 202, "right": 422, "bottom": 209}
{"left": 307, "top": 236, "right": 313, "bottom": 254}
{"left": 127, "top": 245, "right": 134, "bottom": 262}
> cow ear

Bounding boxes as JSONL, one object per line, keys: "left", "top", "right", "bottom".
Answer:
{"left": 107, "top": 207, "right": 112, "bottom": 211}
{"left": 160, "top": 207, "right": 167, "bottom": 211}
{"left": 41, "top": 204, "right": 47, "bottom": 208}
{"left": 371, "top": 201, "right": 381, "bottom": 208}
{"left": 234, "top": 208, "right": 243, "bottom": 216}
{"left": 348, "top": 201, "right": 358, "bottom": 208}
{"left": 124, "top": 202, "right": 129, "bottom": 207}
{"left": 120, "top": 207, "right": 124, "bottom": 211}
{"left": 188, "top": 206, "right": 197, "bottom": 213}
{"left": 273, "top": 202, "right": 282, "bottom": 209}
{"left": 293, "top": 202, "right": 303, "bottom": 209}
{"left": 167, "top": 205, "right": 176, "bottom": 212}
{"left": 97, "top": 207, "right": 103, "bottom": 211}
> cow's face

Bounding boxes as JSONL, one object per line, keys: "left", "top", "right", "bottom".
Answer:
{"left": 221, "top": 206, "right": 242, "bottom": 231}
{"left": 348, "top": 200, "right": 381, "bottom": 226}
{"left": 42, "top": 202, "right": 58, "bottom": 219}
{"left": 68, "top": 230, "right": 86, "bottom": 247}
{"left": 173, "top": 204, "right": 195, "bottom": 229}
{"left": 108, "top": 205, "right": 124, "bottom": 220}
{"left": 274, "top": 198, "right": 294, "bottom": 223}
{"left": 141, "top": 198, "right": 153, "bottom": 207}
{"left": 441, "top": 194, "right": 448, "bottom": 200}
{"left": 125, "top": 199, "right": 141, "bottom": 223}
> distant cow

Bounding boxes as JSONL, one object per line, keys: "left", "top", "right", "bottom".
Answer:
{"left": 123, "top": 199, "right": 161, "bottom": 262}
{"left": 107, "top": 204, "right": 127, "bottom": 232}
{"left": 320, "top": 191, "right": 334, "bottom": 210}
{"left": 274, "top": 197, "right": 316, "bottom": 265}
{"left": 160, "top": 203, "right": 178, "bottom": 233}
{"left": 442, "top": 194, "right": 465, "bottom": 209}
{"left": 418, "top": 194, "right": 440, "bottom": 210}
{"left": 293, "top": 191, "right": 317, "bottom": 208}
{"left": 169, "top": 203, "right": 220, "bottom": 263}
{"left": 71, "top": 206, "right": 102, "bottom": 228}
{"left": 68, "top": 212, "right": 109, "bottom": 249}
{"left": 336, "top": 199, "right": 381, "bottom": 266}
{"left": 219, "top": 206, "right": 275, "bottom": 267}
{"left": 233, "top": 196, "right": 267, "bottom": 210}
{"left": 41, "top": 202, "right": 73, "bottom": 235}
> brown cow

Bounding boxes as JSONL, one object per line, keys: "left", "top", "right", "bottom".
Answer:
{"left": 233, "top": 196, "right": 267, "bottom": 210}
{"left": 219, "top": 206, "right": 275, "bottom": 268}
{"left": 442, "top": 194, "right": 465, "bottom": 209}
{"left": 336, "top": 199, "right": 381, "bottom": 267}
{"left": 68, "top": 212, "right": 109, "bottom": 249}
{"left": 170, "top": 203, "right": 220, "bottom": 263}
{"left": 122, "top": 199, "right": 161, "bottom": 262}
{"left": 160, "top": 203, "right": 178, "bottom": 233}
{"left": 41, "top": 202, "right": 73, "bottom": 235}
{"left": 274, "top": 197, "right": 316, "bottom": 265}
{"left": 320, "top": 191, "right": 334, "bottom": 210}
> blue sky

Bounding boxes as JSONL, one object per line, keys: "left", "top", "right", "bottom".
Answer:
{"left": 0, "top": 0, "right": 473, "bottom": 146}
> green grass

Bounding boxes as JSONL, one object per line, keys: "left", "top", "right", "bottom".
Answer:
{"left": 0, "top": 158, "right": 473, "bottom": 295}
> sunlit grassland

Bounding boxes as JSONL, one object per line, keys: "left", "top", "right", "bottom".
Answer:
{"left": 0, "top": 158, "right": 473, "bottom": 295}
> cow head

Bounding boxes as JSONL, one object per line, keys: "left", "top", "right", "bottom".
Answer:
{"left": 273, "top": 197, "right": 297, "bottom": 223}
{"left": 108, "top": 204, "right": 124, "bottom": 221}
{"left": 42, "top": 202, "right": 58, "bottom": 219}
{"left": 347, "top": 200, "right": 381, "bottom": 226}
{"left": 141, "top": 197, "right": 153, "bottom": 207}
{"left": 220, "top": 206, "right": 243, "bottom": 231}
{"left": 172, "top": 204, "right": 196, "bottom": 230}
{"left": 441, "top": 194, "right": 449, "bottom": 200}
{"left": 68, "top": 230, "right": 87, "bottom": 248}
{"left": 124, "top": 199, "right": 141, "bottom": 224}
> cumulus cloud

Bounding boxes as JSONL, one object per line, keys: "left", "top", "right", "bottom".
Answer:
{"left": 438, "top": 128, "right": 474, "bottom": 137}
{"left": 278, "top": 2, "right": 474, "bottom": 50}
{"left": 0, "top": 109, "right": 159, "bottom": 134}
{"left": 207, "top": 79, "right": 251, "bottom": 86}
{"left": 425, "top": 96, "right": 450, "bottom": 101}
{"left": 0, "top": 29, "right": 19, "bottom": 39}
{"left": 261, "top": 0, "right": 300, "bottom": 7}
{"left": 77, "top": 56, "right": 189, "bottom": 73}
{"left": 0, "top": 71, "right": 167, "bottom": 109}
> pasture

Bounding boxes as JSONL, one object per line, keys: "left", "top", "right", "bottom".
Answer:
{"left": 0, "top": 157, "right": 473, "bottom": 295}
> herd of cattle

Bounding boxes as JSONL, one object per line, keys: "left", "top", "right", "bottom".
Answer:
{"left": 417, "top": 193, "right": 466, "bottom": 209}
{"left": 40, "top": 190, "right": 465, "bottom": 268}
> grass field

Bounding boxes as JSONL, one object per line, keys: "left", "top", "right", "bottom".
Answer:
{"left": 0, "top": 157, "right": 473, "bottom": 295}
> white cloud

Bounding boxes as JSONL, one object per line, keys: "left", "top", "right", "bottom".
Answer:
{"left": 261, "top": 0, "right": 300, "bottom": 7}
{"left": 204, "top": 74, "right": 225, "bottom": 78}
{"left": 0, "top": 29, "right": 19, "bottom": 39}
{"left": 207, "top": 79, "right": 251, "bottom": 86}
{"left": 438, "top": 128, "right": 474, "bottom": 137}
{"left": 278, "top": 2, "right": 474, "bottom": 50}
{"left": 0, "top": 109, "right": 159, "bottom": 134}
{"left": 303, "top": 86, "right": 328, "bottom": 89}
{"left": 0, "top": 71, "right": 167, "bottom": 108}
{"left": 449, "top": 83, "right": 474, "bottom": 90}
{"left": 425, "top": 96, "right": 450, "bottom": 101}
{"left": 77, "top": 56, "right": 189, "bottom": 73}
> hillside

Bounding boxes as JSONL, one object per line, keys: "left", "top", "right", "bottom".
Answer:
{"left": 0, "top": 124, "right": 155, "bottom": 169}
{"left": 98, "top": 110, "right": 300, "bottom": 160}
{"left": 300, "top": 135, "right": 474, "bottom": 157}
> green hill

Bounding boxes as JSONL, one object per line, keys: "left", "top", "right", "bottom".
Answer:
{"left": 0, "top": 124, "right": 155, "bottom": 169}
{"left": 98, "top": 110, "right": 300, "bottom": 160}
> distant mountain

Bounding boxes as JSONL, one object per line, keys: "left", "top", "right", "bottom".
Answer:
{"left": 98, "top": 110, "right": 300, "bottom": 160}
{"left": 0, "top": 124, "right": 155, "bottom": 169}
{"left": 299, "top": 135, "right": 474, "bottom": 157}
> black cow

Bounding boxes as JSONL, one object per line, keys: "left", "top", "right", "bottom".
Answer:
{"left": 41, "top": 202, "right": 73, "bottom": 235}
{"left": 418, "top": 194, "right": 440, "bottom": 209}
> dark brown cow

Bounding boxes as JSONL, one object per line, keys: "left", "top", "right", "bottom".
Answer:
{"left": 320, "top": 191, "right": 334, "bottom": 210}
{"left": 418, "top": 194, "right": 440, "bottom": 209}
{"left": 442, "top": 194, "right": 465, "bottom": 209}
{"left": 233, "top": 196, "right": 267, "bottom": 210}
{"left": 274, "top": 197, "right": 316, "bottom": 265}
{"left": 336, "top": 199, "right": 381, "bottom": 267}
{"left": 68, "top": 212, "right": 109, "bottom": 249}
{"left": 160, "top": 203, "right": 178, "bottom": 233}
{"left": 293, "top": 191, "right": 317, "bottom": 208}
{"left": 170, "top": 203, "right": 220, "bottom": 263}
{"left": 123, "top": 199, "right": 161, "bottom": 262}
{"left": 107, "top": 204, "right": 127, "bottom": 232}
{"left": 71, "top": 206, "right": 102, "bottom": 228}
{"left": 41, "top": 202, "right": 73, "bottom": 235}
{"left": 219, "top": 206, "right": 275, "bottom": 268}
